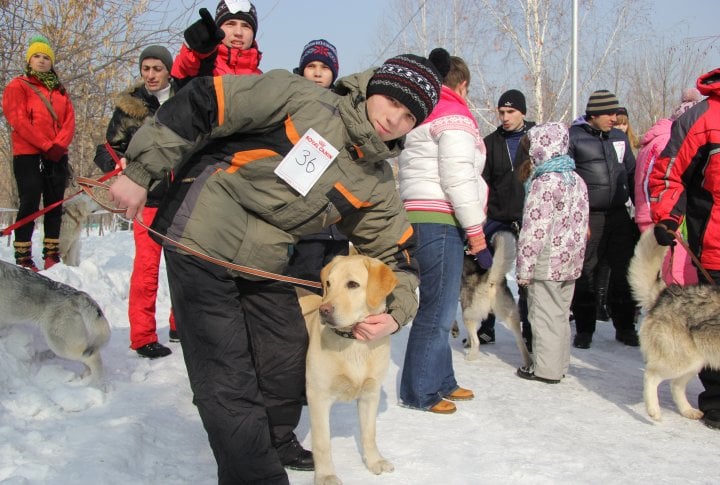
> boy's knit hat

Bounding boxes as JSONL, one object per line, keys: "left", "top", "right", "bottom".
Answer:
{"left": 528, "top": 122, "right": 569, "bottom": 166}
{"left": 585, "top": 90, "right": 620, "bottom": 116}
{"left": 26, "top": 35, "right": 55, "bottom": 65}
{"left": 215, "top": 0, "right": 257, "bottom": 35}
{"left": 298, "top": 39, "right": 339, "bottom": 83}
{"left": 139, "top": 45, "right": 173, "bottom": 73}
{"left": 367, "top": 48, "right": 450, "bottom": 126}
{"left": 498, "top": 89, "right": 527, "bottom": 114}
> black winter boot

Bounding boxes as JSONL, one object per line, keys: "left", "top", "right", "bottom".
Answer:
{"left": 268, "top": 405, "right": 314, "bottom": 471}
{"left": 14, "top": 241, "right": 38, "bottom": 272}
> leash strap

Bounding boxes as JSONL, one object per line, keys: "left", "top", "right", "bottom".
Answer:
{"left": 1, "top": 165, "right": 121, "bottom": 237}
{"left": 74, "top": 177, "right": 323, "bottom": 290}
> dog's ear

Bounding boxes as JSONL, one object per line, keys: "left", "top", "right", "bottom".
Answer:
{"left": 365, "top": 258, "right": 398, "bottom": 309}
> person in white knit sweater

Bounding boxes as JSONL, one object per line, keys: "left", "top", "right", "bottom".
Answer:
{"left": 397, "top": 51, "right": 489, "bottom": 414}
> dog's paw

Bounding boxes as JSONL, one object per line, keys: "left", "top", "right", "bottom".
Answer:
{"left": 646, "top": 406, "right": 662, "bottom": 421}
{"left": 367, "top": 458, "right": 394, "bottom": 475}
{"left": 680, "top": 408, "right": 704, "bottom": 420}
{"left": 464, "top": 350, "right": 480, "bottom": 361}
{"left": 315, "top": 474, "right": 342, "bottom": 485}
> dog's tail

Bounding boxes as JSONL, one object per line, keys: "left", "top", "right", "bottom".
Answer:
{"left": 488, "top": 231, "right": 515, "bottom": 285}
{"left": 628, "top": 229, "right": 669, "bottom": 311}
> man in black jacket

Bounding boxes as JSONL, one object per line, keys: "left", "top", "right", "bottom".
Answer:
{"left": 479, "top": 89, "right": 534, "bottom": 349}
{"left": 569, "top": 90, "right": 639, "bottom": 349}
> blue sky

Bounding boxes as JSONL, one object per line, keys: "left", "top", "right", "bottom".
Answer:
{"left": 195, "top": 0, "right": 719, "bottom": 76}
{"left": 196, "top": 0, "right": 388, "bottom": 75}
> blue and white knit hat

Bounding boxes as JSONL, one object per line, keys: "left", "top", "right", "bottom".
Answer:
{"left": 299, "top": 39, "right": 339, "bottom": 83}
{"left": 366, "top": 49, "right": 449, "bottom": 126}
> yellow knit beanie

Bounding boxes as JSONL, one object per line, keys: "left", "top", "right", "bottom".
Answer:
{"left": 26, "top": 35, "right": 55, "bottom": 65}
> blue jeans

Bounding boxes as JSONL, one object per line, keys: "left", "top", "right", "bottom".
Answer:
{"left": 400, "top": 223, "right": 464, "bottom": 409}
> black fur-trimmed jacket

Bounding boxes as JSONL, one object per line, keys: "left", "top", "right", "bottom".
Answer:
{"left": 94, "top": 81, "right": 176, "bottom": 205}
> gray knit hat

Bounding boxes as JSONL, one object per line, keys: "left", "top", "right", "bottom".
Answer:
{"left": 586, "top": 90, "right": 620, "bottom": 116}
{"left": 139, "top": 45, "right": 173, "bottom": 73}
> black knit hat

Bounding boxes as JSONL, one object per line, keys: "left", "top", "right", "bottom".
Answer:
{"left": 498, "top": 89, "right": 527, "bottom": 114}
{"left": 139, "top": 45, "right": 173, "bottom": 73}
{"left": 586, "top": 90, "right": 620, "bottom": 116}
{"left": 298, "top": 39, "right": 339, "bottom": 83}
{"left": 215, "top": 0, "right": 258, "bottom": 35}
{"left": 367, "top": 49, "right": 449, "bottom": 126}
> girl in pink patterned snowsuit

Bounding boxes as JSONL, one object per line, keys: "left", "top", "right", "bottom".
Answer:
{"left": 515, "top": 122, "right": 589, "bottom": 384}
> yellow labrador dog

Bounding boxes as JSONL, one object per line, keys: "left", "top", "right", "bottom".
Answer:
{"left": 297, "top": 254, "right": 398, "bottom": 485}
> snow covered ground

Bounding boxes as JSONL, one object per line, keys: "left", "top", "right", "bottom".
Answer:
{"left": 0, "top": 227, "right": 718, "bottom": 484}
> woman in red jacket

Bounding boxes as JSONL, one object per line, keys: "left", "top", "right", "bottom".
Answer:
{"left": 2, "top": 35, "right": 75, "bottom": 271}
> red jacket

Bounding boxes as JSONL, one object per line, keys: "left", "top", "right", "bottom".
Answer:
{"left": 2, "top": 74, "right": 75, "bottom": 156}
{"left": 171, "top": 41, "right": 262, "bottom": 84}
{"left": 650, "top": 67, "right": 720, "bottom": 269}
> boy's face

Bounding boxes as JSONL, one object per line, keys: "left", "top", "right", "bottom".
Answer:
{"left": 302, "top": 61, "right": 333, "bottom": 88}
{"left": 140, "top": 58, "right": 170, "bottom": 92}
{"left": 366, "top": 94, "right": 417, "bottom": 141}
{"left": 220, "top": 19, "right": 254, "bottom": 50}
{"left": 497, "top": 107, "right": 525, "bottom": 132}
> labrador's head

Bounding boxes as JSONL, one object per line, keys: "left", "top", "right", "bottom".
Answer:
{"left": 318, "top": 255, "right": 398, "bottom": 329}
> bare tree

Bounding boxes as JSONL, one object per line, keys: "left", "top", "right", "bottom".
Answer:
{"left": 0, "top": 0, "right": 201, "bottom": 208}
{"left": 610, "top": 34, "right": 719, "bottom": 137}
{"left": 374, "top": 0, "right": 646, "bottom": 130}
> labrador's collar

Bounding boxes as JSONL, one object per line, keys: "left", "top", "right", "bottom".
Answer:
{"left": 331, "top": 327, "right": 356, "bottom": 339}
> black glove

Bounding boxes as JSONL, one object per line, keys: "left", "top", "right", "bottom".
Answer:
{"left": 653, "top": 219, "right": 679, "bottom": 246}
{"left": 43, "top": 143, "right": 65, "bottom": 162}
{"left": 184, "top": 8, "right": 225, "bottom": 54}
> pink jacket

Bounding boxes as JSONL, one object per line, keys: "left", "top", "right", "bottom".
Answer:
{"left": 635, "top": 117, "right": 697, "bottom": 285}
{"left": 634, "top": 118, "right": 672, "bottom": 230}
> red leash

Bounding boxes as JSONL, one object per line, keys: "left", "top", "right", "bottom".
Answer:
{"left": 1, "top": 143, "right": 122, "bottom": 236}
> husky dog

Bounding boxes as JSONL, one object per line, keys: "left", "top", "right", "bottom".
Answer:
{"left": 0, "top": 260, "right": 111, "bottom": 386}
{"left": 59, "top": 193, "right": 102, "bottom": 266}
{"left": 459, "top": 231, "right": 532, "bottom": 367}
{"left": 297, "top": 254, "right": 398, "bottom": 485}
{"left": 629, "top": 229, "right": 720, "bottom": 421}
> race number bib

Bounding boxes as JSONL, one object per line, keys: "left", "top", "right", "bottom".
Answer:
{"left": 613, "top": 141, "right": 626, "bottom": 163}
{"left": 274, "top": 129, "right": 339, "bottom": 196}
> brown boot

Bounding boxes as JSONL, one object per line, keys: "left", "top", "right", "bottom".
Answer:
{"left": 14, "top": 241, "right": 39, "bottom": 272}
{"left": 43, "top": 238, "right": 61, "bottom": 270}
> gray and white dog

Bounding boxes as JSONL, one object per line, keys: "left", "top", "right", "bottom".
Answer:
{"left": 459, "top": 230, "right": 532, "bottom": 368}
{"left": 0, "top": 260, "right": 110, "bottom": 386}
{"left": 629, "top": 229, "right": 720, "bottom": 421}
